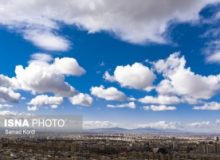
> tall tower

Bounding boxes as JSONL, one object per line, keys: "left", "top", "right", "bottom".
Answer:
{"left": 172, "top": 137, "right": 176, "bottom": 150}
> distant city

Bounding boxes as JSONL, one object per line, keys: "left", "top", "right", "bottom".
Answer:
{"left": 0, "top": 131, "right": 220, "bottom": 160}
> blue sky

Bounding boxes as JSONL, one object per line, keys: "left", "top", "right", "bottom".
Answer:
{"left": 0, "top": 0, "right": 220, "bottom": 132}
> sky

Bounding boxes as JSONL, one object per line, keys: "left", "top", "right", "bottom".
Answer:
{"left": 0, "top": 0, "right": 220, "bottom": 132}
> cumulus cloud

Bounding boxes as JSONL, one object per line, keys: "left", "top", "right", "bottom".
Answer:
{"left": 154, "top": 53, "right": 220, "bottom": 100}
{"left": 83, "top": 121, "right": 118, "bottom": 129}
{"left": 52, "top": 57, "right": 85, "bottom": 76}
{"left": 0, "top": 74, "right": 20, "bottom": 104}
{"left": 193, "top": 102, "right": 220, "bottom": 110}
{"left": 104, "top": 63, "right": 155, "bottom": 90}
{"left": 69, "top": 93, "right": 93, "bottom": 106}
{"left": 0, "top": 87, "right": 20, "bottom": 103}
{"left": 0, "top": 53, "right": 90, "bottom": 111}
{"left": 139, "top": 95, "right": 181, "bottom": 105}
{"left": 90, "top": 85, "right": 126, "bottom": 101}
{"left": 138, "top": 121, "right": 179, "bottom": 129}
{"left": 107, "top": 102, "right": 136, "bottom": 109}
{"left": 27, "top": 94, "right": 63, "bottom": 111}
{"left": 0, "top": 0, "right": 216, "bottom": 49}
{"left": 0, "top": 74, "right": 17, "bottom": 89}
{"left": 13, "top": 54, "right": 85, "bottom": 96}
{"left": 143, "top": 105, "right": 176, "bottom": 111}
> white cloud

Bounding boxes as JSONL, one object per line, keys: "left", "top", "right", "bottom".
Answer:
{"left": 103, "top": 71, "right": 115, "bottom": 82}
{"left": 24, "top": 29, "right": 70, "bottom": 51}
{"left": 154, "top": 53, "right": 220, "bottom": 100}
{"left": 0, "top": 0, "right": 216, "bottom": 48}
{"left": 128, "top": 97, "right": 136, "bottom": 101}
{"left": 139, "top": 95, "right": 181, "bottom": 105}
{"left": 27, "top": 106, "right": 37, "bottom": 111}
{"left": 107, "top": 102, "right": 136, "bottom": 109}
{"left": 0, "top": 87, "right": 20, "bottom": 103}
{"left": 69, "top": 93, "right": 93, "bottom": 106}
{"left": 138, "top": 121, "right": 179, "bottom": 129}
{"left": 215, "top": 119, "right": 220, "bottom": 124}
{"left": 0, "top": 54, "right": 86, "bottom": 109}
{"left": 193, "top": 102, "right": 220, "bottom": 110}
{"left": 83, "top": 121, "right": 118, "bottom": 129}
{"left": 30, "top": 53, "right": 53, "bottom": 63}
{"left": 188, "top": 121, "right": 210, "bottom": 128}
{"left": 27, "top": 94, "right": 63, "bottom": 111}
{"left": 52, "top": 57, "right": 85, "bottom": 76}
{"left": 204, "top": 38, "right": 220, "bottom": 64}
{"left": 0, "top": 110, "right": 17, "bottom": 116}
{"left": 207, "top": 51, "right": 220, "bottom": 63}
{"left": 13, "top": 55, "right": 85, "bottom": 96}
{"left": 143, "top": 105, "right": 176, "bottom": 111}
{"left": 0, "top": 74, "right": 15, "bottom": 88}
{"left": 104, "top": 63, "right": 155, "bottom": 90}
{"left": 0, "top": 104, "right": 12, "bottom": 109}
{"left": 90, "top": 85, "right": 126, "bottom": 101}
{"left": 185, "top": 120, "right": 220, "bottom": 132}
{"left": 0, "top": 75, "right": 20, "bottom": 104}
